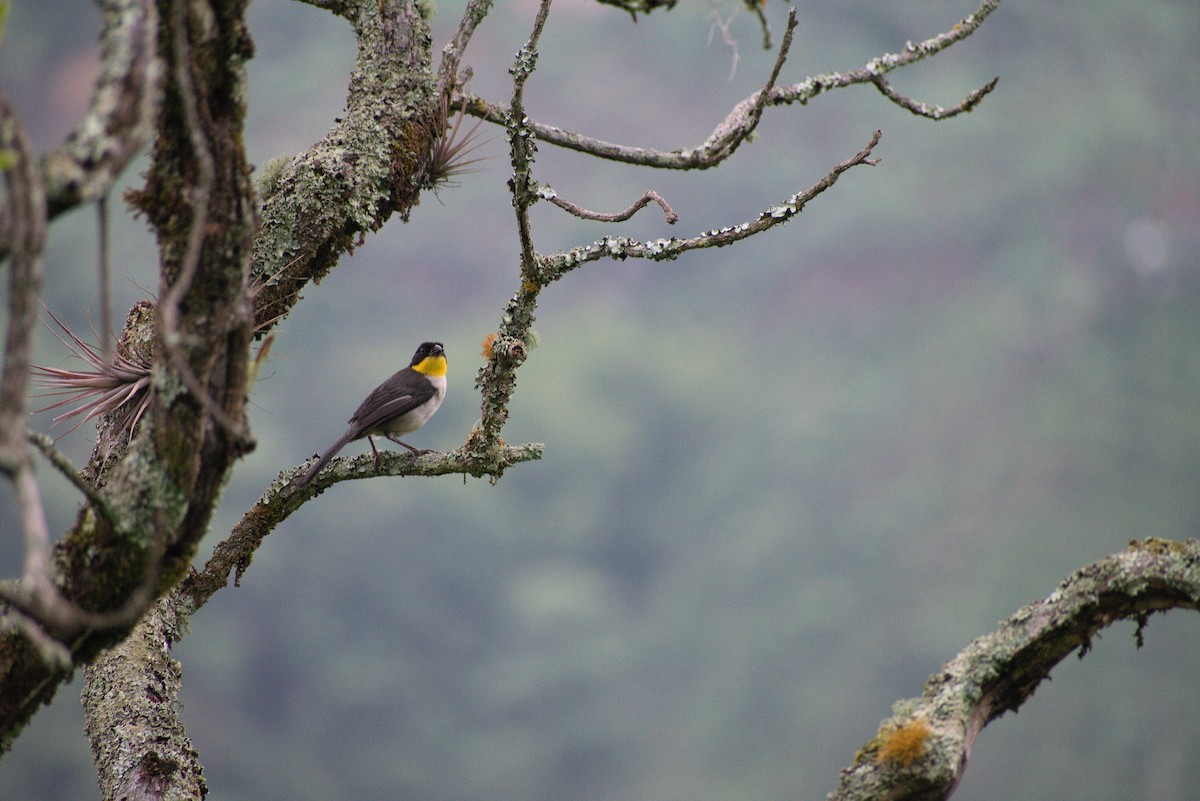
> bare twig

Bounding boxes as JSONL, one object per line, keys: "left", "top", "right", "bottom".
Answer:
{"left": 0, "top": 565, "right": 163, "bottom": 643}
{"left": 434, "top": 0, "right": 494, "bottom": 100}
{"left": 459, "top": 2, "right": 797, "bottom": 167}
{"left": 1, "top": 435, "right": 162, "bottom": 648}
{"left": 538, "top": 187, "right": 678, "bottom": 224}
{"left": 538, "top": 129, "right": 882, "bottom": 282}
{"left": 872, "top": 74, "right": 999, "bottom": 120}
{"left": 469, "top": 6, "right": 870, "bottom": 469}
{"left": 0, "top": 603, "right": 74, "bottom": 669}
{"left": 744, "top": 0, "right": 772, "bottom": 50}
{"left": 459, "top": 0, "right": 998, "bottom": 169}
{"left": 464, "top": 0, "right": 555, "bottom": 453}
{"left": 8, "top": 468, "right": 55, "bottom": 610}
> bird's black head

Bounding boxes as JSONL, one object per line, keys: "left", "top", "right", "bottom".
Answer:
{"left": 410, "top": 341, "right": 446, "bottom": 368}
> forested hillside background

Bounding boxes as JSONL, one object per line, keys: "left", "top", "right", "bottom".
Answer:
{"left": 1, "top": 2, "right": 1197, "bottom": 800}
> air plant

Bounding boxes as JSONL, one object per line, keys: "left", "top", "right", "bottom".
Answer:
{"left": 32, "top": 305, "right": 152, "bottom": 442}
{"left": 421, "top": 93, "right": 489, "bottom": 194}
{"left": 33, "top": 254, "right": 300, "bottom": 447}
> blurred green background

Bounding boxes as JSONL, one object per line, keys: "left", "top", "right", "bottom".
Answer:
{"left": 2, "top": 1, "right": 1198, "bottom": 799}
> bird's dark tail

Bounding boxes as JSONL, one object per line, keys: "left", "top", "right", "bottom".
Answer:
{"left": 297, "top": 431, "right": 355, "bottom": 487}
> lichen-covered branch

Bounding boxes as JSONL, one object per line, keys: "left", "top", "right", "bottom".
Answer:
{"left": 247, "top": 0, "right": 439, "bottom": 329}
{"left": 833, "top": 538, "right": 1200, "bottom": 801}
{"left": 507, "top": 0, "right": 550, "bottom": 272}
{"left": 71, "top": 0, "right": 260, "bottom": 790}
{"left": 42, "top": 0, "right": 161, "bottom": 219}
{"left": 458, "top": 0, "right": 999, "bottom": 169}
{"left": 461, "top": 8, "right": 879, "bottom": 478}
{"left": 0, "top": 0, "right": 257, "bottom": 756}
{"left": 177, "top": 441, "right": 544, "bottom": 615}
{"left": 82, "top": 598, "right": 206, "bottom": 801}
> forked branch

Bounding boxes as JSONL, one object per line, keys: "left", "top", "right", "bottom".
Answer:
{"left": 458, "top": 0, "right": 999, "bottom": 169}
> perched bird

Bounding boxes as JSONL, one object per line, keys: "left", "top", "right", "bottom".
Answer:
{"left": 297, "top": 341, "right": 447, "bottom": 487}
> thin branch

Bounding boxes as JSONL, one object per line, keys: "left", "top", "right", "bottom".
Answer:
{"left": 0, "top": 555, "right": 164, "bottom": 643}
{"left": 830, "top": 538, "right": 1200, "bottom": 801}
{"left": 539, "top": 129, "right": 881, "bottom": 281}
{"left": 459, "top": 0, "right": 998, "bottom": 169}
{"left": 507, "top": 0, "right": 553, "bottom": 273}
{"left": 538, "top": 187, "right": 678, "bottom": 224}
{"left": 434, "top": 0, "right": 494, "bottom": 100}
{"left": 460, "top": 2, "right": 799, "bottom": 168}
{"left": 0, "top": 89, "right": 53, "bottom": 608}
{"left": 465, "top": 0, "right": 554, "bottom": 453}
{"left": 9, "top": 465, "right": 55, "bottom": 609}
{"left": 702, "top": 5, "right": 797, "bottom": 162}
{"left": 28, "top": 432, "right": 118, "bottom": 528}
{"left": 745, "top": 0, "right": 772, "bottom": 50}
{"left": 871, "top": 74, "right": 999, "bottom": 120}
{"left": 42, "top": 0, "right": 161, "bottom": 219}
{"left": 469, "top": 11, "right": 874, "bottom": 464}
{"left": 0, "top": 603, "right": 74, "bottom": 669}
{"left": 0, "top": 469, "right": 165, "bottom": 642}
{"left": 0, "top": 90, "right": 46, "bottom": 467}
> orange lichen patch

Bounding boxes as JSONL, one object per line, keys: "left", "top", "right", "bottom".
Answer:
{"left": 876, "top": 718, "right": 932, "bottom": 767}
{"left": 481, "top": 333, "right": 497, "bottom": 360}
{"left": 1128, "top": 537, "right": 1190, "bottom": 555}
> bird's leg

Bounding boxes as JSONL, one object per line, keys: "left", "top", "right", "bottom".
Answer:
{"left": 368, "top": 436, "right": 382, "bottom": 467}
{"left": 385, "top": 435, "right": 430, "bottom": 456}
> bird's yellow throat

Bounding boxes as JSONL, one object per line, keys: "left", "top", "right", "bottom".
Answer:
{"left": 412, "top": 354, "right": 448, "bottom": 377}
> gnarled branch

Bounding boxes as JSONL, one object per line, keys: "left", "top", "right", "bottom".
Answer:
{"left": 833, "top": 538, "right": 1200, "bottom": 801}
